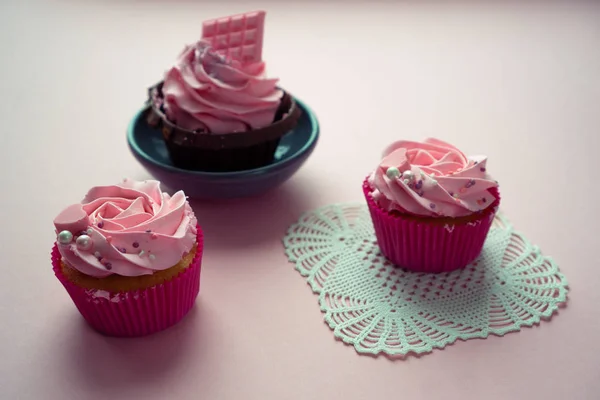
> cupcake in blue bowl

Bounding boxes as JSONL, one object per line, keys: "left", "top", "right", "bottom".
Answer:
{"left": 147, "top": 10, "right": 301, "bottom": 172}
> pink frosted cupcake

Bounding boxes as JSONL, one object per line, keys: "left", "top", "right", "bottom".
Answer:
{"left": 52, "top": 179, "right": 203, "bottom": 337}
{"left": 364, "top": 138, "right": 500, "bottom": 273}
{"left": 147, "top": 10, "right": 301, "bottom": 172}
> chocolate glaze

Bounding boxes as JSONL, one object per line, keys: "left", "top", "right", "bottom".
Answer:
{"left": 146, "top": 82, "right": 302, "bottom": 172}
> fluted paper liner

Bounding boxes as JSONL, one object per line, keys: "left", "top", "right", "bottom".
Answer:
{"left": 363, "top": 180, "right": 500, "bottom": 273}
{"left": 52, "top": 226, "right": 204, "bottom": 337}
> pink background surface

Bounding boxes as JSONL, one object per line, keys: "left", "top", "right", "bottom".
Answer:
{"left": 1, "top": 1, "right": 599, "bottom": 399}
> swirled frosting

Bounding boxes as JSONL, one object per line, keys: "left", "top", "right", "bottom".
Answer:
{"left": 368, "top": 138, "right": 499, "bottom": 217}
{"left": 53, "top": 180, "right": 198, "bottom": 278}
{"left": 161, "top": 41, "right": 283, "bottom": 134}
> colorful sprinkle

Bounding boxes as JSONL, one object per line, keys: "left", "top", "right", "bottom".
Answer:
{"left": 415, "top": 180, "right": 423, "bottom": 190}
{"left": 104, "top": 262, "right": 112, "bottom": 270}
{"left": 97, "top": 221, "right": 104, "bottom": 228}
{"left": 474, "top": 160, "right": 478, "bottom": 165}
{"left": 132, "top": 242, "right": 140, "bottom": 248}
{"left": 480, "top": 167, "right": 486, "bottom": 172}
{"left": 149, "top": 254, "right": 156, "bottom": 261}
{"left": 118, "top": 247, "right": 127, "bottom": 253}
{"left": 150, "top": 233, "right": 158, "bottom": 239}
{"left": 430, "top": 203, "right": 436, "bottom": 209}
{"left": 145, "top": 229, "right": 152, "bottom": 233}
{"left": 139, "top": 250, "right": 145, "bottom": 257}
{"left": 465, "top": 179, "right": 476, "bottom": 188}
{"left": 106, "top": 236, "right": 113, "bottom": 243}
{"left": 417, "top": 190, "right": 424, "bottom": 197}
{"left": 94, "top": 251, "right": 101, "bottom": 259}
{"left": 482, "top": 198, "right": 487, "bottom": 203}
{"left": 449, "top": 191, "right": 454, "bottom": 197}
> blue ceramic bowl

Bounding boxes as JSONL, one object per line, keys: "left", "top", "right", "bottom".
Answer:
{"left": 127, "top": 98, "right": 319, "bottom": 199}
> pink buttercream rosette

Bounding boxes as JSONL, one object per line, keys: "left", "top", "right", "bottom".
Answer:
{"left": 52, "top": 226, "right": 203, "bottom": 337}
{"left": 364, "top": 139, "right": 500, "bottom": 273}
{"left": 162, "top": 41, "right": 283, "bottom": 134}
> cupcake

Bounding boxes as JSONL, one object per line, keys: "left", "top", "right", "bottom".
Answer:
{"left": 364, "top": 138, "right": 500, "bottom": 273}
{"left": 147, "top": 10, "right": 301, "bottom": 172}
{"left": 51, "top": 179, "right": 203, "bottom": 337}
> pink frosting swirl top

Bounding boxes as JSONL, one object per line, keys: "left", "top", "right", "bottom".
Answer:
{"left": 161, "top": 41, "right": 283, "bottom": 134}
{"left": 368, "top": 138, "right": 498, "bottom": 218}
{"left": 53, "top": 180, "right": 198, "bottom": 278}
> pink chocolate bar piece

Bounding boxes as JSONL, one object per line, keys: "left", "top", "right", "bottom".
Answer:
{"left": 201, "top": 10, "right": 266, "bottom": 65}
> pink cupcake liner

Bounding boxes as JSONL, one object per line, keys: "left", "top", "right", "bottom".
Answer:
{"left": 52, "top": 226, "right": 204, "bottom": 337}
{"left": 363, "top": 180, "right": 499, "bottom": 273}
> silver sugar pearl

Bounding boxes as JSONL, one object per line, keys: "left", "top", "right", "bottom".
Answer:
{"left": 57, "top": 230, "right": 73, "bottom": 245}
{"left": 76, "top": 235, "right": 93, "bottom": 251}
{"left": 386, "top": 167, "right": 401, "bottom": 179}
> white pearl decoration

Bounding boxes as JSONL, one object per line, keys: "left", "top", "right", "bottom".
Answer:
{"left": 57, "top": 230, "right": 73, "bottom": 245}
{"left": 386, "top": 167, "right": 401, "bottom": 179}
{"left": 76, "top": 235, "right": 93, "bottom": 251}
{"left": 403, "top": 170, "right": 414, "bottom": 181}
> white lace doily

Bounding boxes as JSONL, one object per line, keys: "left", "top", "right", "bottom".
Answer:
{"left": 283, "top": 204, "right": 568, "bottom": 357}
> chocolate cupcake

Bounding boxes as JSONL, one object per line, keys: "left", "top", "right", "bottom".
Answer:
{"left": 147, "top": 11, "right": 301, "bottom": 172}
